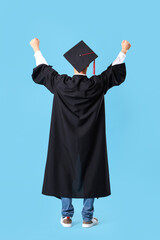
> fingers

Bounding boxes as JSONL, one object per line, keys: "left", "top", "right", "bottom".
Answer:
{"left": 29, "top": 38, "right": 40, "bottom": 44}
{"left": 29, "top": 38, "right": 40, "bottom": 47}
{"left": 121, "top": 40, "right": 131, "bottom": 49}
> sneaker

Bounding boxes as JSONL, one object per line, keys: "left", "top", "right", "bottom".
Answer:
{"left": 82, "top": 217, "right": 98, "bottom": 228}
{"left": 60, "top": 216, "right": 72, "bottom": 227}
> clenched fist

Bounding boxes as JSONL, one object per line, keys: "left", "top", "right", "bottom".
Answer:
{"left": 121, "top": 40, "right": 131, "bottom": 54}
{"left": 30, "top": 38, "right": 40, "bottom": 53}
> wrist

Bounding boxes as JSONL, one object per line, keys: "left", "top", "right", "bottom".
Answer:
{"left": 121, "top": 49, "right": 127, "bottom": 54}
{"left": 33, "top": 47, "right": 40, "bottom": 53}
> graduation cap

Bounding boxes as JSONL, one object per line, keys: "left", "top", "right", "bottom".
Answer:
{"left": 63, "top": 40, "right": 98, "bottom": 75}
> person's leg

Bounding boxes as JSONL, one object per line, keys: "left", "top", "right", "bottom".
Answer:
{"left": 81, "top": 198, "right": 95, "bottom": 222}
{"left": 61, "top": 197, "right": 74, "bottom": 218}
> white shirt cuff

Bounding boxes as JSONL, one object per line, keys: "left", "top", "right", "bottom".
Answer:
{"left": 112, "top": 51, "right": 126, "bottom": 66}
{"left": 34, "top": 50, "right": 48, "bottom": 66}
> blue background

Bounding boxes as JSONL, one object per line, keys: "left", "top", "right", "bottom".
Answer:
{"left": 0, "top": 0, "right": 160, "bottom": 239}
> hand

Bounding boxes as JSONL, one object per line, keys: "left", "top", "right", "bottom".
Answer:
{"left": 30, "top": 38, "right": 40, "bottom": 53}
{"left": 121, "top": 40, "right": 131, "bottom": 54}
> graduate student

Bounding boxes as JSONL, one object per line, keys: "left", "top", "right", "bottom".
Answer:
{"left": 30, "top": 38, "right": 131, "bottom": 228}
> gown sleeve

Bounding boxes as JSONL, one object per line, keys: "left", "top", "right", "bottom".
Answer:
{"left": 96, "top": 62, "right": 127, "bottom": 95}
{"left": 31, "top": 63, "right": 62, "bottom": 94}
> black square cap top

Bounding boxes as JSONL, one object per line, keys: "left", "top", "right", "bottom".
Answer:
{"left": 63, "top": 40, "right": 98, "bottom": 73}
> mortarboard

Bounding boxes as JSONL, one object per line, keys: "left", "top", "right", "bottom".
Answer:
{"left": 63, "top": 40, "right": 98, "bottom": 75}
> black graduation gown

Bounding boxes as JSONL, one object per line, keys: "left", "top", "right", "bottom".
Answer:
{"left": 31, "top": 62, "right": 126, "bottom": 199}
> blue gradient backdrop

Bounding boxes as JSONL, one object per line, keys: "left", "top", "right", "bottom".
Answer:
{"left": 0, "top": 0, "right": 160, "bottom": 239}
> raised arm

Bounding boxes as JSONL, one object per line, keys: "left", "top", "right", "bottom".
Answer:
{"left": 112, "top": 40, "right": 131, "bottom": 66}
{"left": 30, "top": 38, "right": 61, "bottom": 94}
{"left": 94, "top": 40, "right": 131, "bottom": 94}
{"left": 30, "top": 38, "right": 48, "bottom": 66}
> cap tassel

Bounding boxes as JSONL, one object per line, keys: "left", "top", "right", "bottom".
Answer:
{"left": 93, "top": 59, "right": 95, "bottom": 75}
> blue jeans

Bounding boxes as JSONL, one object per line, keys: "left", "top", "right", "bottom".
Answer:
{"left": 61, "top": 197, "right": 95, "bottom": 222}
